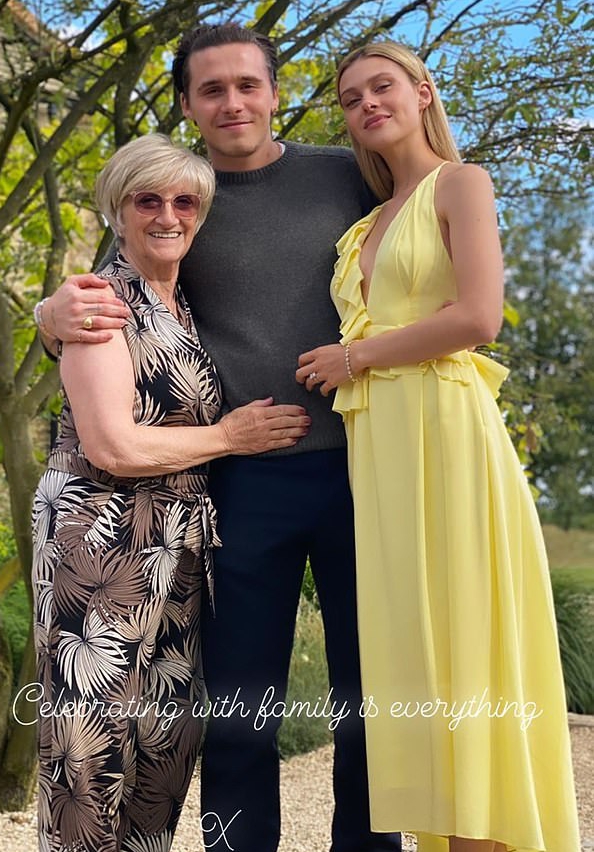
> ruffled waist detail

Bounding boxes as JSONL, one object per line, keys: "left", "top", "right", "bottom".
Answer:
{"left": 333, "top": 344, "right": 509, "bottom": 415}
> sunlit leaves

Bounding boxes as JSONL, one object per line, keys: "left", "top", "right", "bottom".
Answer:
{"left": 503, "top": 301, "right": 520, "bottom": 328}
{"left": 499, "top": 193, "right": 594, "bottom": 526}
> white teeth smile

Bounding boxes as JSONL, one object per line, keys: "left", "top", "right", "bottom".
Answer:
{"left": 150, "top": 232, "right": 181, "bottom": 239}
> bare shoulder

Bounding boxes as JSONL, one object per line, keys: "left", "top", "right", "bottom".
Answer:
{"left": 436, "top": 162, "right": 496, "bottom": 217}
{"left": 439, "top": 161, "right": 493, "bottom": 187}
{"left": 62, "top": 324, "right": 126, "bottom": 358}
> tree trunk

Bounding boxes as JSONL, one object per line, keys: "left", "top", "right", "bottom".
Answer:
{"left": 0, "top": 614, "right": 13, "bottom": 768}
{"left": 0, "top": 406, "right": 40, "bottom": 604}
{"left": 0, "top": 402, "right": 42, "bottom": 810}
{"left": 0, "top": 629, "right": 38, "bottom": 810}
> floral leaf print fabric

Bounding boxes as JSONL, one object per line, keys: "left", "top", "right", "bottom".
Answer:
{"left": 32, "top": 254, "right": 222, "bottom": 852}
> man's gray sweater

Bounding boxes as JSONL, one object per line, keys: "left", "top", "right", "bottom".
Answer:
{"left": 178, "top": 140, "right": 376, "bottom": 455}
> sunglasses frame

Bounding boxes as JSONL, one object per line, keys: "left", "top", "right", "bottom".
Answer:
{"left": 129, "top": 191, "right": 201, "bottom": 218}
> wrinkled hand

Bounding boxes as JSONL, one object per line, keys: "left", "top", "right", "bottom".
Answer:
{"left": 45, "top": 274, "right": 130, "bottom": 343}
{"left": 296, "top": 344, "right": 348, "bottom": 397}
{"left": 219, "top": 398, "right": 311, "bottom": 454}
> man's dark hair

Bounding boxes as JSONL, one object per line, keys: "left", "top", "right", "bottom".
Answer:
{"left": 172, "top": 23, "right": 279, "bottom": 96}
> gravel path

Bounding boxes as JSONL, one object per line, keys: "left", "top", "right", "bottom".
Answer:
{"left": 2, "top": 719, "right": 592, "bottom": 851}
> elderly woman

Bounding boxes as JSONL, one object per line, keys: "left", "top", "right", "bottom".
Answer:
{"left": 31, "top": 134, "right": 309, "bottom": 852}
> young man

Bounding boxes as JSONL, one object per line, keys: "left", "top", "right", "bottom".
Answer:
{"left": 37, "top": 24, "right": 401, "bottom": 852}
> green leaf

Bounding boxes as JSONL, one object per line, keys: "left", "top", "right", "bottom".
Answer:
{"left": 577, "top": 143, "right": 590, "bottom": 162}
{"left": 503, "top": 302, "right": 520, "bottom": 327}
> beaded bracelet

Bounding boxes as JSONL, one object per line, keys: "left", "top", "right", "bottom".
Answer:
{"left": 345, "top": 341, "right": 361, "bottom": 383}
{"left": 33, "top": 297, "right": 50, "bottom": 335}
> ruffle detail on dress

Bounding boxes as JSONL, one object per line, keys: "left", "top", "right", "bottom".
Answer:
{"left": 331, "top": 204, "right": 509, "bottom": 416}
{"left": 332, "top": 208, "right": 381, "bottom": 341}
{"left": 334, "top": 349, "right": 509, "bottom": 415}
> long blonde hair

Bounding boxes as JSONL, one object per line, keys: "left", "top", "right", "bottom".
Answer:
{"left": 336, "top": 42, "right": 461, "bottom": 200}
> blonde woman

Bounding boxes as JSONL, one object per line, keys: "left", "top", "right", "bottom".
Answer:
{"left": 297, "top": 43, "right": 579, "bottom": 852}
{"left": 32, "top": 134, "right": 309, "bottom": 852}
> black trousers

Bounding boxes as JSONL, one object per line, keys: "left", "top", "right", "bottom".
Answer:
{"left": 201, "top": 449, "right": 401, "bottom": 852}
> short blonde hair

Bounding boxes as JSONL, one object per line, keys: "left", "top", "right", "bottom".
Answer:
{"left": 95, "top": 134, "right": 215, "bottom": 236}
{"left": 337, "top": 42, "right": 462, "bottom": 201}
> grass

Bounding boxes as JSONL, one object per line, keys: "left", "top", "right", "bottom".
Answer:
{"left": 543, "top": 524, "right": 594, "bottom": 593}
{"left": 552, "top": 565, "right": 594, "bottom": 589}
{"left": 543, "top": 524, "right": 594, "bottom": 571}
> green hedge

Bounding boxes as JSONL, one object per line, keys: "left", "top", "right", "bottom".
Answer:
{"left": 0, "top": 581, "right": 30, "bottom": 688}
{"left": 551, "top": 572, "right": 594, "bottom": 714}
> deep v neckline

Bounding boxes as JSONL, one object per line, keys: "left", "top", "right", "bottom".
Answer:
{"left": 359, "top": 163, "right": 445, "bottom": 307}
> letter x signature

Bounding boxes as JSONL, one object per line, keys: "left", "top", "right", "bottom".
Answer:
{"left": 201, "top": 809, "right": 242, "bottom": 850}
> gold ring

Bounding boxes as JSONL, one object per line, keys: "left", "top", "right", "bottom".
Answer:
{"left": 82, "top": 315, "right": 93, "bottom": 330}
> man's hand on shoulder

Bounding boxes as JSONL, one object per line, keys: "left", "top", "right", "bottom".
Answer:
{"left": 39, "top": 273, "right": 131, "bottom": 348}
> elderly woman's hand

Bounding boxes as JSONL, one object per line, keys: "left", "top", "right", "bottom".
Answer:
{"left": 41, "top": 275, "right": 130, "bottom": 344}
{"left": 219, "top": 398, "right": 311, "bottom": 454}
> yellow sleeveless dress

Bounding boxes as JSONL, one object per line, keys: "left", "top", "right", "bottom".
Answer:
{"left": 332, "top": 164, "right": 580, "bottom": 851}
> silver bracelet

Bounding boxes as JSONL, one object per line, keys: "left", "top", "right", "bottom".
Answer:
{"left": 33, "top": 297, "right": 50, "bottom": 335}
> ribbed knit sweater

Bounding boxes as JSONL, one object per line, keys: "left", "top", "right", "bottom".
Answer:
{"left": 178, "top": 140, "right": 375, "bottom": 454}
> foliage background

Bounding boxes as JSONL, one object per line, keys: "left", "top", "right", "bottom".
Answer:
{"left": 0, "top": 0, "right": 592, "bottom": 807}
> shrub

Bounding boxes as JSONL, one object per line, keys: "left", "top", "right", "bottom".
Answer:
{"left": 0, "top": 581, "right": 30, "bottom": 689}
{"left": 278, "top": 597, "right": 332, "bottom": 758}
{"left": 0, "top": 523, "right": 16, "bottom": 564}
{"left": 551, "top": 572, "right": 594, "bottom": 714}
{"left": 300, "top": 560, "right": 319, "bottom": 609}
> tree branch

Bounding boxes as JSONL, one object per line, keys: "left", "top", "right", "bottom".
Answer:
{"left": 253, "top": 0, "right": 292, "bottom": 34}
{"left": 0, "top": 57, "right": 126, "bottom": 233}
{"left": 114, "top": 3, "right": 147, "bottom": 146}
{"left": 279, "top": 1, "right": 370, "bottom": 65}
{"left": 14, "top": 113, "right": 66, "bottom": 395}
{"left": 278, "top": 1, "right": 433, "bottom": 138}
{"left": 22, "top": 364, "right": 60, "bottom": 417}
{"left": 1, "top": 283, "right": 27, "bottom": 312}
{"left": 421, "top": 0, "right": 485, "bottom": 61}
{"left": 0, "top": 291, "right": 15, "bottom": 403}
{"left": 158, "top": 98, "right": 184, "bottom": 135}
{"left": 71, "top": 0, "right": 122, "bottom": 49}
{"left": 0, "top": 77, "right": 39, "bottom": 173}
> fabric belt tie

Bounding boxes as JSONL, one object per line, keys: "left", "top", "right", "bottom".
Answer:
{"left": 46, "top": 451, "right": 221, "bottom": 606}
{"left": 333, "top": 323, "right": 509, "bottom": 415}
